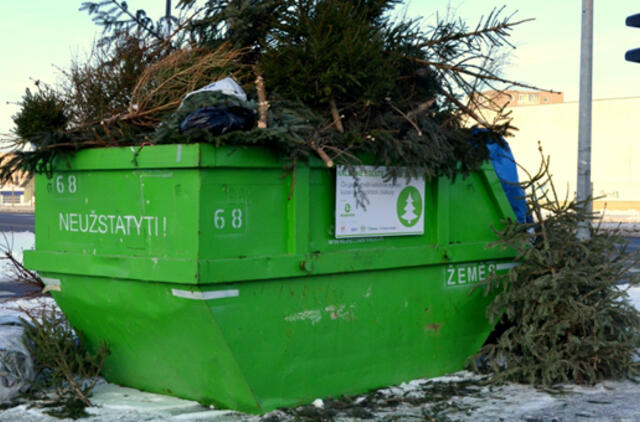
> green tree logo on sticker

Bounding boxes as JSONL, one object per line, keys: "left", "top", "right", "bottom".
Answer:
{"left": 396, "top": 186, "right": 422, "bottom": 227}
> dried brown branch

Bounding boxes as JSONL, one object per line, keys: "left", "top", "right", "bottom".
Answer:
{"left": 439, "top": 89, "right": 492, "bottom": 129}
{"left": 323, "top": 144, "right": 360, "bottom": 164}
{"left": 128, "top": 44, "right": 242, "bottom": 125}
{"left": 329, "top": 98, "right": 344, "bottom": 133}
{"left": 388, "top": 102, "right": 422, "bottom": 136}
{"left": 256, "top": 73, "right": 268, "bottom": 128}
{"left": 407, "top": 99, "right": 435, "bottom": 120}
{"left": 310, "top": 141, "right": 334, "bottom": 168}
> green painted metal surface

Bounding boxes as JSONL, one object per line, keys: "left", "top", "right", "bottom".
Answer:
{"left": 25, "top": 144, "right": 516, "bottom": 413}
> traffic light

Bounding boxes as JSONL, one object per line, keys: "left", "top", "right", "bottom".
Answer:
{"left": 626, "top": 13, "right": 640, "bottom": 62}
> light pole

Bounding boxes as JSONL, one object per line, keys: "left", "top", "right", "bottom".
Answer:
{"left": 577, "top": 0, "right": 593, "bottom": 240}
{"left": 166, "top": 0, "right": 172, "bottom": 34}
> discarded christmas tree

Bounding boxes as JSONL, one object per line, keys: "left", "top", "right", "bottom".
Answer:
{"left": 471, "top": 152, "right": 640, "bottom": 386}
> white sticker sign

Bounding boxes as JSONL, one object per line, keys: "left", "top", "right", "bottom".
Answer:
{"left": 335, "top": 166, "right": 425, "bottom": 238}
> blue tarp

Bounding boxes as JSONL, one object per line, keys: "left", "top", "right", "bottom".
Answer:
{"left": 487, "top": 139, "right": 531, "bottom": 224}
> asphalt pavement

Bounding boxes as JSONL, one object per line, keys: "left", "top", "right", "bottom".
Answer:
{"left": 0, "top": 212, "right": 34, "bottom": 232}
{"left": 0, "top": 280, "right": 40, "bottom": 300}
{"left": 0, "top": 212, "right": 35, "bottom": 300}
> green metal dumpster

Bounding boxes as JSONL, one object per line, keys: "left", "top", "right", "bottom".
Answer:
{"left": 24, "top": 143, "right": 516, "bottom": 413}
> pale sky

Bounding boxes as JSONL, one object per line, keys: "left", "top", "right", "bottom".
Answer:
{"left": 408, "top": 0, "right": 640, "bottom": 102}
{"left": 1, "top": 1, "right": 638, "bottom": 137}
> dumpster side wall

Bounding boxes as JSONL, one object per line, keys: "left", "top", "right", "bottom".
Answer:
{"left": 27, "top": 145, "right": 516, "bottom": 285}
{"left": 48, "top": 274, "right": 261, "bottom": 412}
{"left": 31, "top": 166, "right": 201, "bottom": 283}
{"left": 24, "top": 144, "right": 519, "bottom": 413}
{"left": 42, "top": 261, "right": 504, "bottom": 414}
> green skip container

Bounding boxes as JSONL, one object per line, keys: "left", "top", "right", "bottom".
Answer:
{"left": 25, "top": 143, "right": 516, "bottom": 413}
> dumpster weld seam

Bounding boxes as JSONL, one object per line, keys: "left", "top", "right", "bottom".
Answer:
{"left": 171, "top": 288, "right": 239, "bottom": 300}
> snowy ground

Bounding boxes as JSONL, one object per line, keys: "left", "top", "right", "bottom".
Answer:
{"left": 3, "top": 232, "right": 640, "bottom": 421}
{"left": 0, "top": 231, "right": 34, "bottom": 268}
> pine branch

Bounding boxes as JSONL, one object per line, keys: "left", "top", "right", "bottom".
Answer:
{"left": 417, "top": 17, "right": 534, "bottom": 49}
{"left": 148, "top": 6, "right": 203, "bottom": 50}
{"left": 438, "top": 89, "right": 491, "bottom": 129}
{"left": 411, "top": 57, "right": 552, "bottom": 93}
{"left": 81, "top": 1, "right": 165, "bottom": 42}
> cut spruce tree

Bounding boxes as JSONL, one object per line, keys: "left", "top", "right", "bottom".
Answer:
{"left": 471, "top": 152, "right": 640, "bottom": 386}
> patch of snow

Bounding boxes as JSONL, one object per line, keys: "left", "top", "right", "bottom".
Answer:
{"left": 0, "top": 232, "right": 34, "bottom": 282}
{"left": 162, "top": 410, "right": 240, "bottom": 421}
{"left": 429, "top": 370, "right": 480, "bottom": 383}
{"left": 626, "top": 285, "right": 640, "bottom": 310}
{"left": 88, "top": 382, "right": 204, "bottom": 414}
{"left": 452, "top": 382, "right": 558, "bottom": 420}
{"left": 1, "top": 383, "right": 247, "bottom": 422}
{"left": 0, "top": 297, "right": 59, "bottom": 322}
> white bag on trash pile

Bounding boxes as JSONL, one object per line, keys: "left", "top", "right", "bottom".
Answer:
{"left": 182, "top": 77, "right": 247, "bottom": 103}
{"left": 0, "top": 314, "right": 34, "bottom": 403}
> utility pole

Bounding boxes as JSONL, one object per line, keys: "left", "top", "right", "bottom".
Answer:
{"left": 166, "top": 0, "right": 172, "bottom": 34}
{"left": 577, "top": 0, "right": 593, "bottom": 240}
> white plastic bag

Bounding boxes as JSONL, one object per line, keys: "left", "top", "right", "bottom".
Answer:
{"left": 0, "top": 315, "right": 34, "bottom": 403}
{"left": 182, "top": 77, "right": 247, "bottom": 103}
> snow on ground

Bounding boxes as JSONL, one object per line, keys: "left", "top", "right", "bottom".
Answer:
{"left": 0, "top": 231, "right": 34, "bottom": 274}
{"left": 3, "top": 232, "right": 640, "bottom": 420}
{"left": 627, "top": 285, "right": 640, "bottom": 310}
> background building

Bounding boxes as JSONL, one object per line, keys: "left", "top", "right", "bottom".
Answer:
{"left": 477, "top": 90, "right": 564, "bottom": 109}
{"left": 503, "top": 97, "right": 640, "bottom": 220}
{"left": 0, "top": 154, "right": 33, "bottom": 208}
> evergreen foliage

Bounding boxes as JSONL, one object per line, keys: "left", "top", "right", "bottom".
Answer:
{"left": 60, "top": 33, "right": 160, "bottom": 126}
{"left": 4, "top": 1, "right": 542, "bottom": 184}
{"left": 176, "top": 0, "right": 285, "bottom": 51}
{"left": 80, "top": 0, "right": 177, "bottom": 44}
{"left": 471, "top": 154, "right": 640, "bottom": 386}
{"left": 21, "top": 305, "right": 108, "bottom": 409}
{"left": 12, "top": 87, "right": 68, "bottom": 143}
{"left": 259, "top": 0, "right": 410, "bottom": 109}
{"left": 9, "top": 86, "right": 74, "bottom": 180}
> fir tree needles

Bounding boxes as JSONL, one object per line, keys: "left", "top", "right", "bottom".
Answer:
{"left": 4, "top": 1, "right": 544, "bottom": 184}
{"left": 472, "top": 154, "right": 640, "bottom": 386}
{"left": 21, "top": 305, "right": 108, "bottom": 412}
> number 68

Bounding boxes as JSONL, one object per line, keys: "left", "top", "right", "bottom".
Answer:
{"left": 55, "top": 175, "right": 77, "bottom": 194}
{"left": 214, "top": 208, "right": 243, "bottom": 229}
